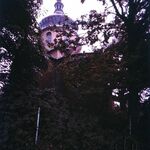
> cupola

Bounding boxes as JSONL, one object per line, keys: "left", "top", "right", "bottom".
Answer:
{"left": 39, "top": 0, "right": 81, "bottom": 60}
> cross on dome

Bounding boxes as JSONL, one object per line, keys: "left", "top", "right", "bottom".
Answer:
{"left": 54, "top": 0, "right": 64, "bottom": 15}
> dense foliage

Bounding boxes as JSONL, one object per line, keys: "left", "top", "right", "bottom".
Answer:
{"left": 0, "top": 0, "right": 46, "bottom": 90}
{"left": 0, "top": 0, "right": 149, "bottom": 149}
{"left": 0, "top": 0, "right": 46, "bottom": 149}
{"left": 80, "top": 0, "right": 150, "bottom": 136}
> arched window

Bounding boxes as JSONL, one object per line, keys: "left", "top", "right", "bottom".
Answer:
{"left": 46, "top": 32, "right": 52, "bottom": 44}
{"left": 63, "top": 36, "right": 69, "bottom": 45}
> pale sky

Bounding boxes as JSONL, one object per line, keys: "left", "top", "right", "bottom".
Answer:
{"left": 38, "top": 0, "right": 102, "bottom": 21}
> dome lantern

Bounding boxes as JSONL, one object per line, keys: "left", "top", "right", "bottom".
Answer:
{"left": 54, "top": 0, "right": 64, "bottom": 15}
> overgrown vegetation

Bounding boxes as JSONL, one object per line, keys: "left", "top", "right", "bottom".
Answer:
{"left": 0, "top": 0, "right": 150, "bottom": 149}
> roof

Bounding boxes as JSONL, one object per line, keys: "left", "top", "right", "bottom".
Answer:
{"left": 39, "top": 15, "right": 76, "bottom": 30}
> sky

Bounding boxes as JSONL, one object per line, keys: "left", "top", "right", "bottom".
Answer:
{"left": 38, "top": 0, "right": 102, "bottom": 21}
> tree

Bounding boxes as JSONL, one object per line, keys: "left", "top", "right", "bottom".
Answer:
{"left": 0, "top": 0, "right": 47, "bottom": 149}
{"left": 80, "top": 0, "right": 150, "bottom": 136}
{"left": 0, "top": 0, "right": 46, "bottom": 91}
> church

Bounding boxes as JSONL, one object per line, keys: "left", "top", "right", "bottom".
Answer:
{"left": 35, "top": 1, "right": 127, "bottom": 149}
{"left": 37, "top": 0, "right": 89, "bottom": 92}
{"left": 37, "top": 0, "right": 117, "bottom": 110}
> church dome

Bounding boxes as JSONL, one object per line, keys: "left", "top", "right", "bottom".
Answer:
{"left": 39, "top": 15, "right": 76, "bottom": 30}
{"left": 39, "top": 0, "right": 77, "bottom": 30}
{"left": 39, "top": 0, "right": 81, "bottom": 60}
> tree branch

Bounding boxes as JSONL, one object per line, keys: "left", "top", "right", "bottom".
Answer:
{"left": 110, "top": 0, "right": 126, "bottom": 22}
{"left": 118, "top": 1, "right": 124, "bottom": 16}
